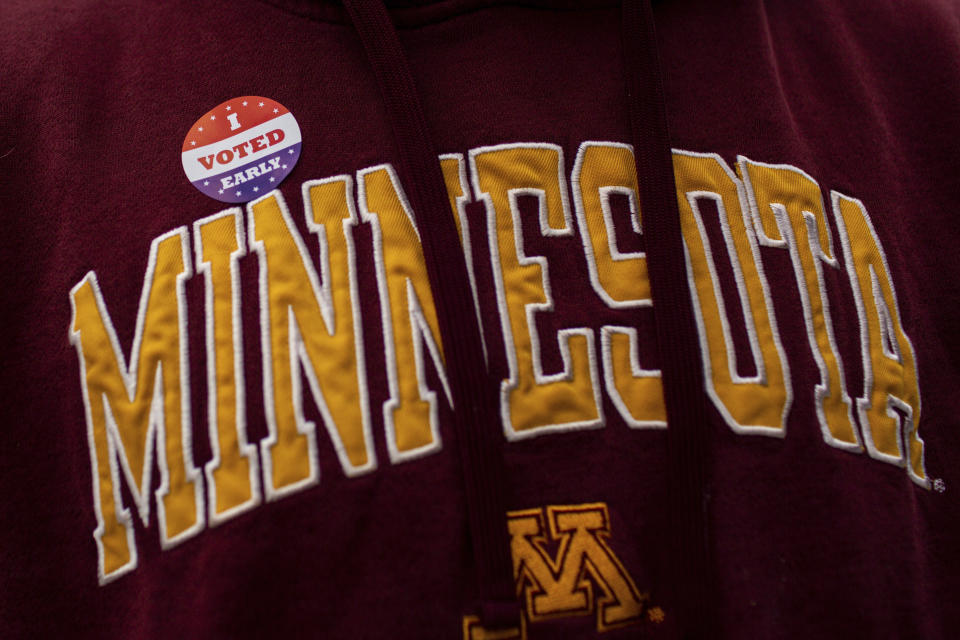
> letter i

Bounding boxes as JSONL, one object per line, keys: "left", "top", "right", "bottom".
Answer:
{"left": 194, "top": 209, "right": 261, "bottom": 523}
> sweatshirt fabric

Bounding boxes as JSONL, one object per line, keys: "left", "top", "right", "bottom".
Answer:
{"left": 2, "top": 0, "right": 959, "bottom": 637}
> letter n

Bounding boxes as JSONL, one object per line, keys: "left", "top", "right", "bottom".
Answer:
{"left": 68, "top": 228, "right": 204, "bottom": 584}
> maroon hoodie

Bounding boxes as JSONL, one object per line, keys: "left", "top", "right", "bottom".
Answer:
{"left": 2, "top": 0, "right": 959, "bottom": 637}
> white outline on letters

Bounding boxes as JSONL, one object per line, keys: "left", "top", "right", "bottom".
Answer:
{"left": 193, "top": 209, "right": 262, "bottom": 526}
{"left": 469, "top": 142, "right": 604, "bottom": 441}
{"left": 68, "top": 227, "right": 204, "bottom": 585}
{"left": 357, "top": 164, "right": 452, "bottom": 464}
{"left": 829, "top": 191, "right": 927, "bottom": 487}
{"left": 739, "top": 157, "right": 859, "bottom": 451}
{"left": 247, "top": 185, "right": 377, "bottom": 502}
{"left": 674, "top": 150, "right": 792, "bottom": 436}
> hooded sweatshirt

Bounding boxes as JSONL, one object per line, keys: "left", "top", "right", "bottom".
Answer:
{"left": 1, "top": 0, "right": 959, "bottom": 637}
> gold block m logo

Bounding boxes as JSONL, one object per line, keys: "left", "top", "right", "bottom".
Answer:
{"left": 463, "top": 502, "right": 664, "bottom": 640}
{"left": 509, "top": 503, "right": 646, "bottom": 631}
{"left": 463, "top": 502, "right": 663, "bottom": 639}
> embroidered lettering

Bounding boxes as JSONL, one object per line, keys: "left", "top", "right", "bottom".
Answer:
{"left": 470, "top": 143, "right": 603, "bottom": 439}
{"left": 358, "top": 165, "right": 452, "bottom": 462}
{"left": 194, "top": 209, "right": 261, "bottom": 524}
{"left": 830, "top": 192, "right": 926, "bottom": 485}
{"left": 573, "top": 141, "right": 666, "bottom": 428}
{"left": 673, "top": 150, "right": 791, "bottom": 434}
{"left": 739, "top": 158, "right": 859, "bottom": 449}
{"left": 69, "top": 229, "right": 203, "bottom": 583}
{"left": 247, "top": 184, "right": 375, "bottom": 500}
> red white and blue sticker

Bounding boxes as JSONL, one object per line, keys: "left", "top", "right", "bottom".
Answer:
{"left": 181, "top": 96, "right": 302, "bottom": 203}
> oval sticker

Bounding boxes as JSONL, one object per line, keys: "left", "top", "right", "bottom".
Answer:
{"left": 181, "top": 96, "right": 302, "bottom": 203}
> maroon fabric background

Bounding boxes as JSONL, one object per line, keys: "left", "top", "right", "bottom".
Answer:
{"left": 2, "top": 0, "right": 959, "bottom": 637}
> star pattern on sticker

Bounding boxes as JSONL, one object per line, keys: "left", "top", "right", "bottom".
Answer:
{"left": 185, "top": 97, "right": 297, "bottom": 203}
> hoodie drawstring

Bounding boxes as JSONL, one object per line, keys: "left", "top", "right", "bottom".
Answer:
{"left": 621, "top": 0, "right": 716, "bottom": 636}
{"left": 341, "top": 0, "right": 520, "bottom": 629}
{"left": 343, "top": 0, "right": 715, "bottom": 634}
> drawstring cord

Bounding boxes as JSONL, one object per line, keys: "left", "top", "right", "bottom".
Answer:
{"left": 343, "top": 0, "right": 716, "bottom": 634}
{"left": 341, "top": 0, "right": 520, "bottom": 629}
{"left": 621, "top": 0, "right": 716, "bottom": 636}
